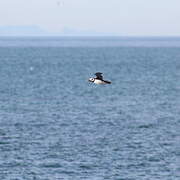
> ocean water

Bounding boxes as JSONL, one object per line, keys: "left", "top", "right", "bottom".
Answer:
{"left": 0, "top": 37, "right": 179, "bottom": 180}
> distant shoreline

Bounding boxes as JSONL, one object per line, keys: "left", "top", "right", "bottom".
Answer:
{"left": 0, "top": 36, "right": 180, "bottom": 39}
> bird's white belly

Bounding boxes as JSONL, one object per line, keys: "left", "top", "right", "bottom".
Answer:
{"left": 94, "top": 79, "right": 105, "bottom": 84}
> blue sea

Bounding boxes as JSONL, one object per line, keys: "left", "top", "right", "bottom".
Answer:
{"left": 0, "top": 37, "right": 179, "bottom": 180}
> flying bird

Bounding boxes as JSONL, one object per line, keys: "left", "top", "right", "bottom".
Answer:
{"left": 88, "top": 72, "right": 111, "bottom": 84}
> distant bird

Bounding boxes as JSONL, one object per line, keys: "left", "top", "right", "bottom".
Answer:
{"left": 88, "top": 72, "right": 111, "bottom": 84}
{"left": 57, "top": 1, "right": 62, "bottom": 6}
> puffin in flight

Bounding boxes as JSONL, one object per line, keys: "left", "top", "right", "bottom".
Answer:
{"left": 88, "top": 72, "right": 111, "bottom": 84}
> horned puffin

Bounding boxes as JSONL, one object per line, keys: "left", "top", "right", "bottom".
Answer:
{"left": 88, "top": 72, "right": 111, "bottom": 84}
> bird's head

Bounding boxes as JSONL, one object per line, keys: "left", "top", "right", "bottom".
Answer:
{"left": 88, "top": 78, "right": 95, "bottom": 82}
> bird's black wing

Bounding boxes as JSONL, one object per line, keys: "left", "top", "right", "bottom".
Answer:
{"left": 95, "top": 72, "right": 103, "bottom": 80}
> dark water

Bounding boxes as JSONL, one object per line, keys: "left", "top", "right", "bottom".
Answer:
{"left": 0, "top": 37, "right": 179, "bottom": 180}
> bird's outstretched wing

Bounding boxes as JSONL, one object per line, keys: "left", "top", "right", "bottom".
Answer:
{"left": 95, "top": 72, "right": 103, "bottom": 80}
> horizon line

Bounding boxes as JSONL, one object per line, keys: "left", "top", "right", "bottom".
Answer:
{"left": 0, "top": 35, "right": 180, "bottom": 38}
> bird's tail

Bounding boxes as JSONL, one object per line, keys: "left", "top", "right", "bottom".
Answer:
{"left": 104, "top": 80, "right": 111, "bottom": 84}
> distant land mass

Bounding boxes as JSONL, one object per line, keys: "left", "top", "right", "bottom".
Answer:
{"left": 0, "top": 26, "right": 48, "bottom": 36}
{"left": 60, "top": 27, "right": 118, "bottom": 36}
{"left": 0, "top": 26, "right": 118, "bottom": 36}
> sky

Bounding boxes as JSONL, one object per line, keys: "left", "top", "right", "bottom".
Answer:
{"left": 0, "top": 0, "right": 180, "bottom": 36}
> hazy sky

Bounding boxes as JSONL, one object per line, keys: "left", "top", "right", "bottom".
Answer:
{"left": 0, "top": 0, "right": 180, "bottom": 36}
